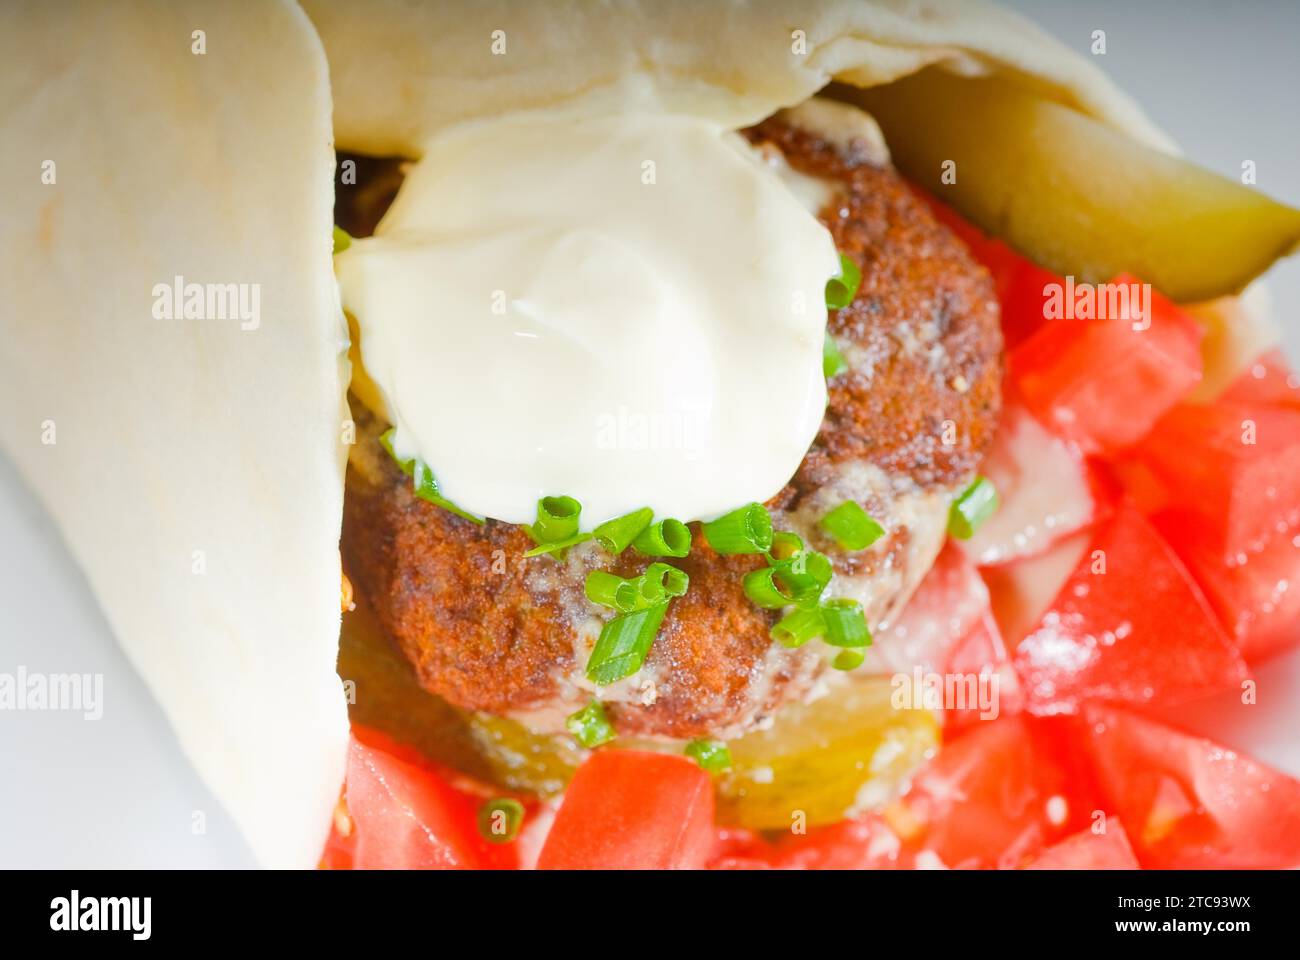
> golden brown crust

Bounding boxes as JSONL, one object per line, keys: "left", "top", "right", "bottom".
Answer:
{"left": 340, "top": 119, "right": 1002, "bottom": 738}
{"left": 746, "top": 118, "right": 1003, "bottom": 499}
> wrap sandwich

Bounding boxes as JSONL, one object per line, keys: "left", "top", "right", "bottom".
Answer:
{"left": 3, "top": 0, "right": 1300, "bottom": 870}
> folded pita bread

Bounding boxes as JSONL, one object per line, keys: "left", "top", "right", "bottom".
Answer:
{"left": 0, "top": 0, "right": 348, "bottom": 869}
{"left": 0, "top": 0, "right": 1283, "bottom": 866}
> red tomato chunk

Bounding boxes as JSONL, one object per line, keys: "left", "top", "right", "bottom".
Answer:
{"left": 1138, "top": 400, "right": 1300, "bottom": 558}
{"left": 1013, "top": 504, "right": 1246, "bottom": 715}
{"left": 1010, "top": 276, "right": 1202, "bottom": 454}
{"left": 537, "top": 750, "right": 714, "bottom": 870}
{"left": 1082, "top": 704, "right": 1300, "bottom": 868}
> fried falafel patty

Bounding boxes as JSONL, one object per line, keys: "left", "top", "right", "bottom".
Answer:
{"left": 340, "top": 115, "right": 1003, "bottom": 741}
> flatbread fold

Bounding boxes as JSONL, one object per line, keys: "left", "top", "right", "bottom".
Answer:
{"left": 301, "top": 0, "right": 1172, "bottom": 158}
{"left": 0, "top": 0, "right": 349, "bottom": 869}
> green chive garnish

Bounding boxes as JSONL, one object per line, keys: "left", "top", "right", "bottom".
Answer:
{"left": 333, "top": 225, "right": 352, "bottom": 254}
{"left": 632, "top": 518, "right": 691, "bottom": 558}
{"left": 771, "top": 607, "right": 826, "bottom": 648}
{"left": 528, "top": 495, "right": 582, "bottom": 545}
{"left": 593, "top": 507, "right": 654, "bottom": 555}
{"left": 768, "top": 531, "right": 804, "bottom": 563}
{"left": 639, "top": 562, "right": 690, "bottom": 604}
{"left": 819, "top": 500, "right": 885, "bottom": 551}
{"left": 523, "top": 532, "right": 593, "bottom": 557}
{"left": 585, "top": 571, "right": 641, "bottom": 612}
{"left": 586, "top": 602, "right": 669, "bottom": 685}
{"left": 743, "top": 566, "right": 797, "bottom": 609}
{"left": 821, "top": 598, "right": 871, "bottom": 648}
{"left": 378, "top": 428, "right": 484, "bottom": 524}
{"left": 825, "top": 252, "right": 862, "bottom": 310}
{"left": 832, "top": 648, "right": 866, "bottom": 671}
{"left": 702, "top": 503, "right": 773, "bottom": 555}
{"left": 685, "top": 739, "right": 732, "bottom": 773}
{"left": 823, "top": 333, "right": 848, "bottom": 379}
{"left": 477, "top": 797, "right": 524, "bottom": 844}
{"left": 948, "top": 476, "right": 998, "bottom": 540}
{"left": 776, "top": 550, "right": 834, "bottom": 607}
{"left": 566, "top": 700, "right": 616, "bottom": 748}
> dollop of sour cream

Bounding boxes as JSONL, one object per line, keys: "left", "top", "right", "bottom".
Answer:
{"left": 337, "top": 109, "right": 840, "bottom": 526}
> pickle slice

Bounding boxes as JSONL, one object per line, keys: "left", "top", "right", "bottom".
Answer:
{"left": 843, "top": 70, "right": 1300, "bottom": 303}
{"left": 337, "top": 593, "right": 582, "bottom": 795}
{"left": 714, "top": 677, "right": 938, "bottom": 831}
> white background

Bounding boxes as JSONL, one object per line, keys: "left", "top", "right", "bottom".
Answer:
{"left": 1, "top": 2, "right": 1297, "bottom": 868}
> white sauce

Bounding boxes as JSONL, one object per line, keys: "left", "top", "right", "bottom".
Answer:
{"left": 336, "top": 109, "right": 840, "bottom": 525}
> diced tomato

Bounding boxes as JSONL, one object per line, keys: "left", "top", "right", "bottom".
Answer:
{"left": 338, "top": 731, "right": 513, "bottom": 870}
{"left": 981, "top": 527, "right": 1092, "bottom": 648}
{"left": 1013, "top": 503, "right": 1247, "bottom": 715}
{"left": 537, "top": 750, "right": 714, "bottom": 869}
{"left": 709, "top": 856, "right": 774, "bottom": 871}
{"left": 1009, "top": 276, "right": 1203, "bottom": 454}
{"left": 899, "top": 715, "right": 1098, "bottom": 869}
{"left": 993, "top": 254, "right": 1074, "bottom": 353}
{"left": 868, "top": 541, "right": 1000, "bottom": 675}
{"left": 706, "top": 827, "right": 773, "bottom": 870}
{"left": 866, "top": 542, "right": 1022, "bottom": 726}
{"left": 1022, "top": 821, "right": 1139, "bottom": 870}
{"left": 766, "top": 815, "right": 910, "bottom": 870}
{"left": 959, "top": 403, "right": 1096, "bottom": 566}
{"left": 1153, "top": 508, "right": 1300, "bottom": 663}
{"left": 1098, "top": 455, "right": 1170, "bottom": 518}
{"left": 1220, "top": 347, "right": 1300, "bottom": 412}
{"left": 1137, "top": 400, "right": 1300, "bottom": 558}
{"left": 1081, "top": 704, "right": 1300, "bottom": 868}
{"left": 943, "top": 613, "right": 1023, "bottom": 730}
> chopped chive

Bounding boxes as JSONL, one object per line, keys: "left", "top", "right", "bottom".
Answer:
{"left": 819, "top": 500, "right": 885, "bottom": 551}
{"left": 642, "top": 562, "right": 690, "bottom": 600}
{"left": 823, "top": 333, "right": 848, "bottom": 379}
{"left": 523, "top": 532, "right": 593, "bottom": 557}
{"left": 777, "top": 550, "right": 834, "bottom": 607}
{"left": 702, "top": 503, "right": 773, "bottom": 555}
{"left": 632, "top": 518, "right": 691, "bottom": 558}
{"left": 566, "top": 700, "right": 616, "bottom": 748}
{"left": 832, "top": 648, "right": 866, "bottom": 671}
{"left": 379, "top": 428, "right": 484, "bottom": 524}
{"left": 771, "top": 607, "right": 826, "bottom": 648}
{"left": 593, "top": 507, "right": 654, "bottom": 555}
{"left": 768, "top": 531, "right": 804, "bottom": 564}
{"left": 685, "top": 738, "right": 732, "bottom": 773}
{"left": 528, "top": 495, "right": 582, "bottom": 545}
{"left": 637, "top": 572, "right": 666, "bottom": 606}
{"left": 585, "top": 571, "right": 641, "bottom": 612}
{"left": 743, "top": 566, "right": 797, "bottom": 609}
{"left": 949, "top": 476, "right": 998, "bottom": 540}
{"left": 821, "top": 598, "right": 871, "bottom": 648}
{"left": 477, "top": 797, "right": 524, "bottom": 844}
{"left": 825, "top": 252, "right": 862, "bottom": 310}
{"left": 333, "top": 225, "right": 353, "bottom": 254}
{"left": 585, "top": 602, "right": 669, "bottom": 685}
